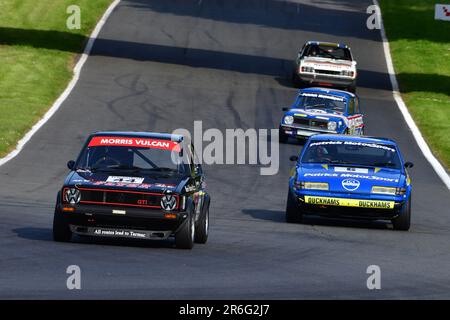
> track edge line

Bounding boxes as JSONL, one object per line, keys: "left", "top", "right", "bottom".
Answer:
{"left": 0, "top": 0, "right": 122, "bottom": 167}
{"left": 374, "top": 0, "right": 450, "bottom": 190}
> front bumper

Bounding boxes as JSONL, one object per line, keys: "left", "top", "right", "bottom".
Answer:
{"left": 292, "top": 190, "right": 405, "bottom": 220}
{"left": 280, "top": 124, "right": 337, "bottom": 138}
{"left": 58, "top": 203, "right": 187, "bottom": 239}
{"left": 297, "top": 72, "right": 355, "bottom": 87}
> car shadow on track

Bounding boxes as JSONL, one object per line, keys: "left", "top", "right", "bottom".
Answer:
{"left": 13, "top": 227, "right": 54, "bottom": 242}
{"left": 242, "top": 209, "right": 391, "bottom": 230}
{"left": 13, "top": 227, "right": 176, "bottom": 249}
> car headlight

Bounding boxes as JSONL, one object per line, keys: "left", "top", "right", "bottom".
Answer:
{"left": 341, "top": 70, "right": 355, "bottom": 77}
{"left": 64, "top": 188, "right": 81, "bottom": 204}
{"left": 284, "top": 115, "right": 294, "bottom": 125}
{"left": 301, "top": 66, "right": 314, "bottom": 73}
{"left": 327, "top": 121, "right": 337, "bottom": 131}
{"left": 297, "top": 181, "right": 329, "bottom": 190}
{"left": 371, "top": 186, "right": 396, "bottom": 195}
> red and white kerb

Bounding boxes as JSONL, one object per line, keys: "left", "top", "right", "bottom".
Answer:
{"left": 88, "top": 136, "right": 180, "bottom": 151}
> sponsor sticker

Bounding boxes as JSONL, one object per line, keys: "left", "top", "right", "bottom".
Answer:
{"left": 93, "top": 228, "right": 147, "bottom": 239}
{"left": 88, "top": 136, "right": 180, "bottom": 151}
{"left": 334, "top": 167, "right": 369, "bottom": 174}
{"left": 304, "top": 196, "right": 394, "bottom": 209}
{"left": 91, "top": 181, "right": 177, "bottom": 189}
{"left": 303, "top": 173, "right": 398, "bottom": 183}
{"left": 106, "top": 176, "right": 144, "bottom": 184}
{"left": 300, "top": 93, "right": 345, "bottom": 102}
{"left": 341, "top": 179, "right": 360, "bottom": 191}
{"left": 309, "top": 140, "right": 396, "bottom": 153}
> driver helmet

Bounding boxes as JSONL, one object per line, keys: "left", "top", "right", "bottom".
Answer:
{"left": 316, "top": 146, "right": 329, "bottom": 158}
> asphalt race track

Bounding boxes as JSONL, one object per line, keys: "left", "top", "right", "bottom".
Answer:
{"left": 1, "top": 0, "right": 449, "bottom": 299}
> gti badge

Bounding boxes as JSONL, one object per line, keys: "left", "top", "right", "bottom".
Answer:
{"left": 161, "top": 195, "right": 177, "bottom": 211}
{"left": 342, "top": 179, "right": 360, "bottom": 191}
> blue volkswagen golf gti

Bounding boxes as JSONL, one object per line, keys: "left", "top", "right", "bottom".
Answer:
{"left": 286, "top": 134, "right": 413, "bottom": 230}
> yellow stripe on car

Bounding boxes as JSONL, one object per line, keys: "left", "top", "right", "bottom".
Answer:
{"left": 304, "top": 196, "right": 395, "bottom": 209}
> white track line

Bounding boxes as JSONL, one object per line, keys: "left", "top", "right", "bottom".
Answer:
{"left": 0, "top": 0, "right": 121, "bottom": 167}
{"left": 374, "top": 0, "right": 450, "bottom": 190}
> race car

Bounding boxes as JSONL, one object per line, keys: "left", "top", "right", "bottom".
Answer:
{"left": 279, "top": 87, "right": 364, "bottom": 143}
{"left": 292, "top": 41, "right": 357, "bottom": 92}
{"left": 53, "top": 131, "right": 210, "bottom": 249}
{"left": 286, "top": 134, "right": 413, "bottom": 230}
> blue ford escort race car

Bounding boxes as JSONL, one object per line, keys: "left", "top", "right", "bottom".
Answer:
{"left": 286, "top": 134, "right": 413, "bottom": 230}
{"left": 279, "top": 87, "right": 364, "bottom": 143}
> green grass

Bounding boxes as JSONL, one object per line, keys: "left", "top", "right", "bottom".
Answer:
{"left": 379, "top": 0, "right": 450, "bottom": 168}
{"left": 0, "top": 0, "right": 112, "bottom": 156}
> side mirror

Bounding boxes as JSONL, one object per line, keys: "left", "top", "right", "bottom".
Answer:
{"left": 282, "top": 107, "right": 290, "bottom": 112}
{"left": 289, "top": 155, "right": 299, "bottom": 162}
{"left": 404, "top": 161, "right": 414, "bottom": 168}
{"left": 67, "top": 160, "right": 75, "bottom": 170}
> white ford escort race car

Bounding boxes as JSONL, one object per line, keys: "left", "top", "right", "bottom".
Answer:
{"left": 292, "top": 41, "right": 357, "bottom": 93}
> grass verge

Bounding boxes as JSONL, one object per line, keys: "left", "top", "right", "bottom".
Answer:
{"left": 379, "top": 0, "right": 450, "bottom": 168}
{"left": 0, "top": 0, "right": 113, "bottom": 157}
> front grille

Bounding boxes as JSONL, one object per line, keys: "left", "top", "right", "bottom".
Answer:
{"left": 310, "top": 119, "right": 328, "bottom": 129}
{"left": 293, "top": 118, "right": 309, "bottom": 126}
{"left": 78, "top": 188, "right": 168, "bottom": 209}
{"left": 293, "top": 117, "right": 328, "bottom": 129}
{"left": 315, "top": 69, "right": 341, "bottom": 75}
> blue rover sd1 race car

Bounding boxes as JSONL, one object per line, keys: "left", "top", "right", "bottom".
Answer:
{"left": 53, "top": 132, "right": 210, "bottom": 249}
{"left": 279, "top": 87, "right": 364, "bottom": 143}
{"left": 286, "top": 134, "right": 413, "bottom": 230}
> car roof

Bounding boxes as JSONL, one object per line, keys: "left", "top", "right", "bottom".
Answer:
{"left": 308, "top": 134, "right": 397, "bottom": 145}
{"left": 299, "top": 87, "right": 356, "bottom": 99}
{"left": 306, "top": 41, "right": 349, "bottom": 49}
{"left": 92, "top": 131, "right": 184, "bottom": 142}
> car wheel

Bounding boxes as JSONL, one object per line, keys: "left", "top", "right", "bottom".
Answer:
{"left": 286, "top": 189, "right": 303, "bottom": 223}
{"left": 175, "top": 213, "right": 195, "bottom": 249}
{"left": 195, "top": 206, "right": 209, "bottom": 244}
{"left": 279, "top": 127, "right": 288, "bottom": 143}
{"left": 392, "top": 195, "right": 411, "bottom": 231}
{"left": 52, "top": 207, "right": 72, "bottom": 242}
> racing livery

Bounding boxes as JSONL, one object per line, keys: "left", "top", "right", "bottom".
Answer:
{"left": 279, "top": 87, "right": 364, "bottom": 142}
{"left": 292, "top": 41, "right": 357, "bottom": 92}
{"left": 286, "top": 135, "right": 413, "bottom": 230}
{"left": 53, "top": 132, "right": 210, "bottom": 249}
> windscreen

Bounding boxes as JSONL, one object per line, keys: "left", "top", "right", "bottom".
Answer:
{"left": 301, "top": 140, "right": 401, "bottom": 169}
{"left": 295, "top": 93, "right": 346, "bottom": 115}
{"left": 76, "top": 136, "right": 187, "bottom": 174}
{"left": 304, "top": 44, "right": 351, "bottom": 61}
